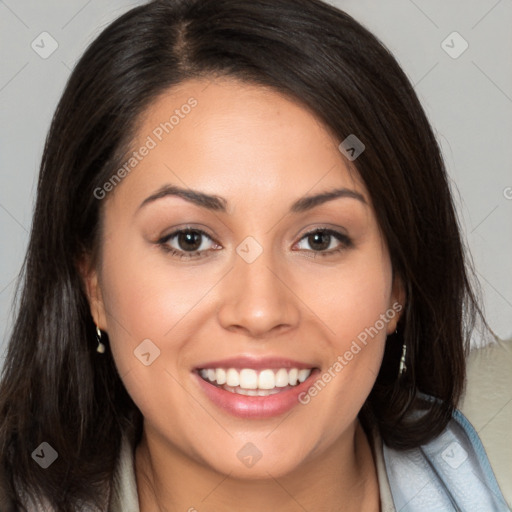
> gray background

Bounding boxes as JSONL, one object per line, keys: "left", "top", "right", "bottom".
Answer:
{"left": 1, "top": 0, "right": 511, "bottom": 366}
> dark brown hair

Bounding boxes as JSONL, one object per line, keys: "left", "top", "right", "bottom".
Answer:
{"left": 0, "top": 0, "right": 488, "bottom": 509}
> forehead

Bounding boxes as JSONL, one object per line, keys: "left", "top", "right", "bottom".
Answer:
{"left": 109, "top": 77, "right": 367, "bottom": 212}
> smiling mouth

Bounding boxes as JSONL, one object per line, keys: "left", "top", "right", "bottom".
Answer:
{"left": 197, "top": 367, "right": 314, "bottom": 396}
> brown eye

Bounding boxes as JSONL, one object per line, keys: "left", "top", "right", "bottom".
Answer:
{"left": 176, "top": 231, "right": 203, "bottom": 251}
{"left": 307, "top": 231, "right": 331, "bottom": 251}
{"left": 295, "top": 228, "right": 352, "bottom": 254}
{"left": 158, "top": 228, "right": 219, "bottom": 258}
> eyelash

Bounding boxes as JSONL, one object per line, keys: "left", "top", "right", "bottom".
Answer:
{"left": 157, "top": 227, "right": 353, "bottom": 260}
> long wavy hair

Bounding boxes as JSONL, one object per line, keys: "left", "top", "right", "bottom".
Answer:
{"left": 0, "top": 0, "right": 488, "bottom": 509}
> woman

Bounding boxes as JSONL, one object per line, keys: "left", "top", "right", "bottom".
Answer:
{"left": 0, "top": 0, "right": 510, "bottom": 510}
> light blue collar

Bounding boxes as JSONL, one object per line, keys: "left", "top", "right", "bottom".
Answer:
{"left": 383, "top": 407, "right": 509, "bottom": 511}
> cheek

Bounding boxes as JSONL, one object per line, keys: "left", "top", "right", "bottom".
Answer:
{"left": 296, "top": 247, "right": 393, "bottom": 428}
{"left": 97, "top": 219, "right": 394, "bottom": 456}
{"left": 97, "top": 239, "right": 226, "bottom": 408}
{"left": 100, "top": 233, "right": 218, "bottom": 341}
{"left": 316, "top": 247, "right": 393, "bottom": 349}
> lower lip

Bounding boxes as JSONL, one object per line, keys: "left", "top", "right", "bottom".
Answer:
{"left": 194, "top": 370, "right": 320, "bottom": 419}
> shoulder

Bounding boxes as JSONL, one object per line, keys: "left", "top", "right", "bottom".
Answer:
{"left": 458, "top": 336, "right": 512, "bottom": 507}
{"left": 379, "top": 337, "right": 512, "bottom": 510}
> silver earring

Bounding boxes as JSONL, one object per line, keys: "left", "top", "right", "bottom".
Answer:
{"left": 398, "top": 341, "right": 407, "bottom": 376}
{"left": 96, "top": 326, "right": 106, "bottom": 354}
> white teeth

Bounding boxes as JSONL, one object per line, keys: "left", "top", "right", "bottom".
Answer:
{"left": 258, "top": 369, "right": 275, "bottom": 389}
{"left": 298, "top": 369, "right": 311, "bottom": 383}
{"left": 216, "top": 368, "right": 226, "bottom": 385}
{"left": 199, "top": 367, "right": 313, "bottom": 390}
{"left": 275, "top": 368, "right": 289, "bottom": 388}
{"left": 226, "top": 368, "right": 240, "bottom": 387}
{"left": 239, "top": 369, "right": 258, "bottom": 389}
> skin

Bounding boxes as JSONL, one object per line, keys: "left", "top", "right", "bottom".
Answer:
{"left": 83, "top": 77, "right": 404, "bottom": 512}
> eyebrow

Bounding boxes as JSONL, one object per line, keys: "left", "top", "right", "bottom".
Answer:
{"left": 138, "top": 184, "right": 367, "bottom": 213}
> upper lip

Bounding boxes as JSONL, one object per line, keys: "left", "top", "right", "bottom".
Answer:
{"left": 195, "top": 356, "right": 317, "bottom": 371}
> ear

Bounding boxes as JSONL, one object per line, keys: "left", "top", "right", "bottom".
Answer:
{"left": 77, "top": 254, "right": 108, "bottom": 331}
{"left": 386, "top": 272, "right": 406, "bottom": 335}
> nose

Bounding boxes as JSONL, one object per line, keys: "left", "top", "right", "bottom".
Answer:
{"left": 216, "top": 248, "right": 301, "bottom": 338}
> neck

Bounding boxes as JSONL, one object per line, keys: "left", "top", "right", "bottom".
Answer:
{"left": 135, "top": 420, "right": 380, "bottom": 512}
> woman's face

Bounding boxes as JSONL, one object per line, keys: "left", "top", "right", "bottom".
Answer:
{"left": 86, "top": 78, "right": 403, "bottom": 478}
